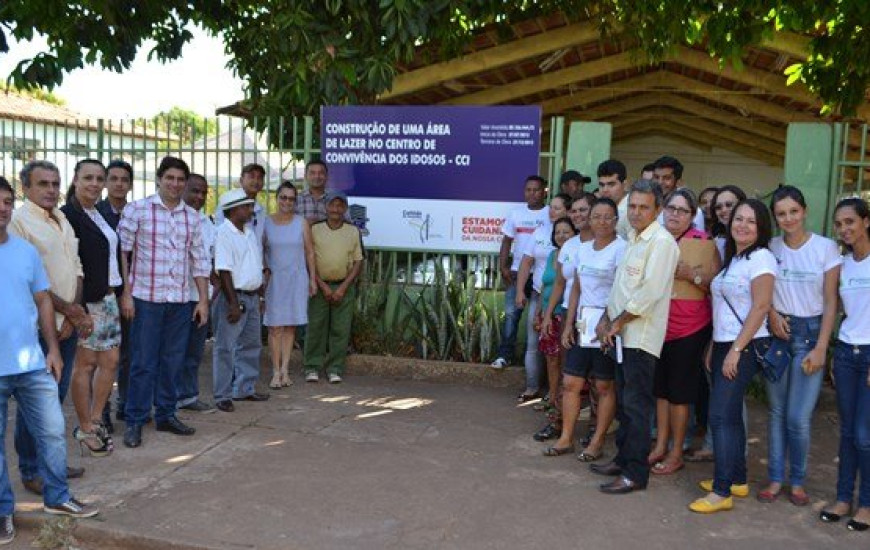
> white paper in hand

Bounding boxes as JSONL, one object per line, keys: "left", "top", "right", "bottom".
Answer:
{"left": 578, "top": 306, "right": 605, "bottom": 348}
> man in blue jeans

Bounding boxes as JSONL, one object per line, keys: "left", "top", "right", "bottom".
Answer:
{"left": 9, "top": 160, "right": 92, "bottom": 494}
{"left": 118, "top": 156, "right": 211, "bottom": 448}
{"left": 491, "top": 176, "right": 548, "bottom": 372}
{"left": 0, "top": 177, "right": 98, "bottom": 544}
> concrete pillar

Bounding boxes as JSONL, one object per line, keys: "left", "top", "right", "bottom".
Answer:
{"left": 784, "top": 123, "right": 834, "bottom": 234}
{"left": 565, "top": 121, "right": 611, "bottom": 184}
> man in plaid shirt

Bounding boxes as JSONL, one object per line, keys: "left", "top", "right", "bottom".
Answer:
{"left": 118, "top": 156, "right": 210, "bottom": 449}
{"left": 295, "top": 160, "right": 351, "bottom": 224}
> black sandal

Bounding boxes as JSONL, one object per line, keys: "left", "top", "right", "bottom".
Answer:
{"left": 516, "top": 391, "right": 540, "bottom": 403}
{"left": 533, "top": 423, "right": 561, "bottom": 441}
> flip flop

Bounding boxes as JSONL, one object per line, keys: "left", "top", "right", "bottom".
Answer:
{"left": 647, "top": 453, "right": 666, "bottom": 466}
{"left": 542, "top": 446, "right": 575, "bottom": 457}
{"left": 757, "top": 487, "right": 783, "bottom": 503}
{"left": 651, "top": 460, "right": 685, "bottom": 475}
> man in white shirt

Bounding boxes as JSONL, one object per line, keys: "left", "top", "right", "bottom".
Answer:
{"left": 596, "top": 159, "right": 629, "bottom": 239}
{"left": 214, "top": 163, "right": 266, "bottom": 240}
{"left": 592, "top": 179, "right": 680, "bottom": 495}
{"left": 652, "top": 156, "right": 705, "bottom": 230}
{"left": 491, "top": 176, "right": 549, "bottom": 369}
{"left": 212, "top": 189, "right": 268, "bottom": 412}
{"left": 177, "top": 174, "right": 217, "bottom": 413}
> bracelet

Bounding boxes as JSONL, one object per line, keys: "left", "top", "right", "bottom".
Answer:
{"left": 732, "top": 345, "right": 742, "bottom": 353}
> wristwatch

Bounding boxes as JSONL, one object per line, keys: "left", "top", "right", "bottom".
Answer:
{"left": 693, "top": 274, "right": 703, "bottom": 285}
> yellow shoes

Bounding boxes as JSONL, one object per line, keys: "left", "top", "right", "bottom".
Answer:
{"left": 697, "top": 479, "right": 750, "bottom": 498}
{"left": 689, "top": 495, "right": 734, "bottom": 514}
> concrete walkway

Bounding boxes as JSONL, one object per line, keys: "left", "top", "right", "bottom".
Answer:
{"left": 6, "top": 352, "right": 859, "bottom": 549}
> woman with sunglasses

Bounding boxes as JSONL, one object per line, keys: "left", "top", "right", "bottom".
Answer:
{"left": 262, "top": 182, "right": 316, "bottom": 389}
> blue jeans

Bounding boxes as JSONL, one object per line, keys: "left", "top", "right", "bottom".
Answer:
{"left": 0, "top": 369, "right": 71, "bottom": 513}
{"left": 177, "top": 312, "right": 209, "bottom": 407}
{"left": 496, "top": 275, "right": 523, "bottom": 362}
{"left": 212, "top": 294, "right": 262, "bottom": 401}
{"left": 709, "top": 341, "right": 761, "bottom": 497}
{"left": 524, "top": 291, "right": 542, "bottom": 393}
{"left": 125, "top": 299, "right": 192, "bottom": 426}
{"left": 765, "top": 315, "right": 823, "bottom": 486}
{"left": 16, "top": 333, "right": 76, "bottom": 481}
{"left": 613, "top": 348, "right": 657, "bottom": 487}
{"left": 832, "top": 341, "right": 870, "bottom": 507}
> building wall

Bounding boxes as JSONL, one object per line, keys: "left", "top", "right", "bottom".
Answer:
{"left": 609, "top": 134, "right": 784, "bottom": 196}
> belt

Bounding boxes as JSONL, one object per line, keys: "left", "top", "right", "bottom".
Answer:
{"left": 235, "top": 289, "right": 259, "bottom": 296}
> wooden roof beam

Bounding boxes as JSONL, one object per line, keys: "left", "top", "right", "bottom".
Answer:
{"left": 440, "top": 51, "right": 635, "bottom": 105}
{"left": 613, "top": 120, "right": 783, "bottom": 166}
{"left": 541, "top": 71, "right": 666, "bottom": 115}
{"left": 759, "top": 32, "right": 811, "bottom": 60}
{"left": 607, "top": 109, "right": 786, "bottom": 157}
{"left": 383, "top": 21, "right": 602, "bottom": 100}
{"left": 611, "top": 122, "right": 714, "bottom": 151}
{"left": 574, "top": 92, "right": 787, "bottom": 143}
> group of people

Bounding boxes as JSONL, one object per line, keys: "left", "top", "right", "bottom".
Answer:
{"left": 493, "top": 156, "right": 870, "bottom": 531}
{"left": 0, "top": 156, "right": 361, "bottom": 544}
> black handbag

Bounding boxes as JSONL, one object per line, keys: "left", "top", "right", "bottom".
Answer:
{"left": 721, "top": 295, "right": 791, "bottom": 382}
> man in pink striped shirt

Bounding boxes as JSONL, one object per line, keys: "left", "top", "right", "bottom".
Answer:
{"left": 117, "top": 156, "right": 210, "bottom": 449}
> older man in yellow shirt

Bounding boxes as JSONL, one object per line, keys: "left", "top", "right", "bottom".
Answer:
{"left": 591, "top": 179, "right": 680, "bottom": 495}
{"left": 9, "top": 160, "right": 94, "bottom": 492}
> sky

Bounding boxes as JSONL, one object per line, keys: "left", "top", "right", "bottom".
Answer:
{"left": 0, "top": 27, "right": 245, "bottom": 119}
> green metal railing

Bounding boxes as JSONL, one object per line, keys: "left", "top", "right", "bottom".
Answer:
{"left": 1, "top": 114, "right": 566, "bottom": 290}
{"left": 828, "top": 122, "right": 870, "bottom": 234}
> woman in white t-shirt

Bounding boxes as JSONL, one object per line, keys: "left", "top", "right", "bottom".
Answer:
{"left": 761, "top": 186, "right": 841, "bottom": 506}
{"left": 820, "top": 197, "right": 870, "bottom": 531}
{"left": 544, "top": 198, "right": 625, "bottom": 458}
{"left": 514, "top": 193, "right": 569, "bottom": 403}
{"left": 690, "top": 199, "right": 775, "bottom": 514}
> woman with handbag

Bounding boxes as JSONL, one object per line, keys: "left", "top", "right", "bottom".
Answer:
{"left": 689, "top": 199, "right": 776, "bottom": 514}
{"left": 761, "top": 186, "right": 841, "bottom": 506}
{"left": 649, "top": 189, "right": 719, "bottom": 476}
{"left": 819, "top": 197, "right": 870, "bottom": 532}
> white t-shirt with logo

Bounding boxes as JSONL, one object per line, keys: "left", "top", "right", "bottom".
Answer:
{"left": 711, "top": 248, "right": 777, "bottom": 342}
{"left": 770, "top": 234, "right": 841, "bottom": 317}
{"left": 575, "top": 238, "right": 627, "bottom": 311}
{"left": 503, "top": 205, "right": 549, "bottom": 271}
{"left": 838, "top": 253, "right": 870, "bottom": 345}
{"left": 558, "top": 234, "right": 585, "bottom": 308}
{"left": 522, "top": 223, "right": 554, "bottom": 292}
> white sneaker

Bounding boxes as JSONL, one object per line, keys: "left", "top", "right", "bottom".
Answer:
{"left": 305, "top": 371, "right": 319, "bottom": 383}
{"left": 328, "top": 373, "right": 342, "bottom": 384}
{"left": 490, "top": 357, "right": 508, "bottom": 369}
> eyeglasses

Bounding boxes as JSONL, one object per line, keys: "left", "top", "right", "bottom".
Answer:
{"left": 590, "top": 214, "right": 616, "bottom": 222}
{"left": 714, "top": 201, "right": 736, "bottom": 211}
{"left": 664, "top": 205, "right": 693, "bottom": 216}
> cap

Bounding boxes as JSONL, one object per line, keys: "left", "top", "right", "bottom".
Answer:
{"left": 324, "top": 190, "right": 348, "bottom": 205}
{"left": 560, "top": 170, "right": 591, "bottom": 184}
{"left": 219, "top": 188, "right": 256, "bottom": 212}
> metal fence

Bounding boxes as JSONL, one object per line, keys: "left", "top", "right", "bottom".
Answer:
{"left": 1, "top": 114, "right": 566, "bottom": 290}
{"left": 829, "top": 123, "right": 870, "bottom": 231}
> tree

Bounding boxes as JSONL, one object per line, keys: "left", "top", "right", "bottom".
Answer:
{"left": 149, "top": 107, "right": 215, "bottom": 144}
{"left": 2, "top": 1, "right": 869, "bottom": 118}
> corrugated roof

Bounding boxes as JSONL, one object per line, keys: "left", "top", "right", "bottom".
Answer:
{"left": 0, "top": 90, "right": 176, "bottom": 140}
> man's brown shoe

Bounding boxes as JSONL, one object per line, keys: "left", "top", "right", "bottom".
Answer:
{"left": 22, "top": 478, "right": 43, "bottom": 496}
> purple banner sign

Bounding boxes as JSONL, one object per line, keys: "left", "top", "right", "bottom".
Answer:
{"left": 321, "top": 106, "right": 541, "bottom": 201}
